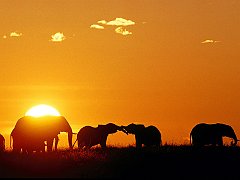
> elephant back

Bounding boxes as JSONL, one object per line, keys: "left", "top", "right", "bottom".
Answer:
{"left": 77, "top": 126, "right": 105, "bottom": 147}
{"left": 143, "top": 126, "right": 161, "bottom": 146}
{"left": 191, "top": 123, "right": 211, "bottom": 136}
{"left": 97, "top": 123, "right": 120, "bottom": 135}
{"left": 190, "top": 123, "right": 216, "bottom": 146}
{"left": 77, "top": 126, "right": 97, "bottom": 140}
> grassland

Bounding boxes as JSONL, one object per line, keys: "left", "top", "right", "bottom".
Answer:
{"left": 1, "top": 145, "right": 240, "bottom": 179}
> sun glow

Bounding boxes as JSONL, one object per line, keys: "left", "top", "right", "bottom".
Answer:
{"left": 25, "top": 104, "right": 61, "bottom": 117}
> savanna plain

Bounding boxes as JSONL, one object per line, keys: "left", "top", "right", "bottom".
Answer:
{"left": 1, "top": 145, "right": 240, "bottom": 179}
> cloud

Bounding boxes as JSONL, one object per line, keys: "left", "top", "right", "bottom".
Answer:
{"left": 115, "top": 27, "right": 132, "bottom": 36}
{"left": 50, "top": 32, "right": 66, "bottom": 42}
{"left": 201, "top": 39, "right": 221, "bottom": 44}
{"left": 97, "top": 20, "right": 107, "bottom": 25}
{"left": 90, "top": 24, "right": 105, "bottom": 29}
{"left": 91, "top": 17, "right": 135, "bottom": 35}
{"left": 2, "top": 31, "right": 22, "bottom": 39}
{"left": 96, "top": 18, "right": 135, "bottom": 26}
{"left": 10, "top": 32, "right": 22, "bottom": 37}
{"left": 105, "top": 18, "right": 135, "bottom": 26}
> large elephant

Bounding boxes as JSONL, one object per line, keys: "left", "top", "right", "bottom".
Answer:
{"left": 0, "top": 134, "right": 5, "bottom": 152}
{"left": 11, "top": 116, "right": 73, "bottom": 153}
{"left": 77, "top": 123, "right": 127, "bottom": 149}
{"left": 190, "top": 123, "right": 238, "bottom": 146}
{"left": 122, "top": 123, "right": 162, "bottom": 149}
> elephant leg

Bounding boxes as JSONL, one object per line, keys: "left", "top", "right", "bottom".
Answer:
{"left": 27, "top": 147, "right": 34, "bottom": 154}
{"left": 47, "top": 139, "right": 54, "bottom": 152}
{"left": 100, "top": 137, "right": 107, "bottom": 149}
{"left": 136, "top": 143, "right": 142, "bottom": 149}
{"left": 217, "top": 137, "right": 223, "bottom": 146}
{"left": 43, "top": 141, "right": 47, "bottom": 152}
{"left": 54, "top": 136, "right": 59, "bottom": 151}
{"left": 21, "top": 144, "right": 29, "bottom": 154}
{"left": 12, "top": 139, "right": 22, "bottom": 153}
{"left": 135, "top": 136, "right": 142, "bottom": 149}
{"left": 154, "top": 141, "right": 161, "bottom": 150}
{"left": 77, "top": 140, "right": 81, "bottom": 149}
{"left": 100, "top": 141, "right": 107, "bottom": 149}
{"left": 38, "top": 141, "right": 46, "bottom": 152}
{"left": 13, "top": 144, "right": 21, "bottom": 153}
{"left": 211, "top": 136, "right": 218, "bottom": 146}
{"left": 78, "top": 142, "right": 85, "bottom": 149}
{"left": 22, "top": 146, "right": 28, "bottom": 153}
{"left": 2, "top": 141, "right": 5, "bottom": 151}
{"left": 85, "top": 143, "right": 92, "bottom": 149}
{"left": 78, "top": 144, "right": 84, "bottom": 149}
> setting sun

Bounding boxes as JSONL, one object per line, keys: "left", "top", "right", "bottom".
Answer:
{"left": 25, "top": 104, "right": 61, "bottom": 117}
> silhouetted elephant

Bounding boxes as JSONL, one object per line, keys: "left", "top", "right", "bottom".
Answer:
{"left": 190, "top": 123, "right": 238, "bottom": 146}
{"left": 77, "top": 123, "right": 128, "bottom": 149}
{"left": 22, "top": 135, "right": 59, "bottom": 153}
{"left": 122, "top": 123, "right": 162, "bottom": 149}
{"left": 11, "top": 116, "right": 73, "bottom": 153}
{"left": 0, "top": 134, "right": 5, "bottom": 152}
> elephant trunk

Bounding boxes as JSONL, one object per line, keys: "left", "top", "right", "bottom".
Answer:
{"left": 119, "top": 126, "right": 128, "bottom": 135}
{"left": 231, "top": 134, "right": 238, "bottom": 146}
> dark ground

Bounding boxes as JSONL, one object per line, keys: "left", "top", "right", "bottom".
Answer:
{"left": 1, "top": 145, "right": 240, "bottom": 179}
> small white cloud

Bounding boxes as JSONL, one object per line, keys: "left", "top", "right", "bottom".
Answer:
{"left": 201, "top": 39, "right": 221, "bottom": 44}
{"left": 10, "top": 32, "right": 22, "bottom": 37}
{"left": 3, "top": 35, "right": 7, "bottom": 39}
{"left": 115, "top": 27, "right": 132, "bottom": 36}
{"left": 91, "top": 18, "right": 135, "bottom": 35}
{"left": 90, "top": 24, "right": 105, "bottom": 29}
{"left": 50, "top": 32, "right": 66, "bottom": 42}
{"left": 97, "top": 20, "right": 107, "bottom": 25}
{"left": 106, "top": 18, "right": 135, "bottom": 26}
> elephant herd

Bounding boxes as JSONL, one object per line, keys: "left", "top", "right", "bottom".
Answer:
{"left": 76, "top": 123, "right": 162, "bottom": 149}
{"left": 0, "top": 116, "right": 239, "bottom": 153}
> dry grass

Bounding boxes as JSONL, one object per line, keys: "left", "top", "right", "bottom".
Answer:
{"left": 1, "top": 145, "right": 240, "bottom": 178}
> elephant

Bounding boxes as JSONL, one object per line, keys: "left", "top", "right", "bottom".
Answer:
{"left": 190, "top": 123, "right": 238, "bottom": 147}
{"left": 10, "top": 115, "right": 73, "bottom": 153}
{"left": 77, "top": 123, "right": 128, "bottom": 149}
{"left": 21, "top": 135, "right": 59, "bottom": 153}
{"left": 0, "top": 134, "right": 5, "bottom": 152}
{"left": 122, "top": 123, "right": 162, "bottom": 149}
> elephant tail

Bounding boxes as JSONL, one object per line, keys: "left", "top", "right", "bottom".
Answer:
{"left": 72, "top": 138, "right": 78, "bottom": 148}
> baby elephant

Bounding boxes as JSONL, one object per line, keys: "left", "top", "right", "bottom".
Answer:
{"left": 122, "top": 123, "right": 162, "bottom": 149}
{"left": 0, "top": 134, "right": 5, "bottom": 152}
{"left": 77, "top": 123, "right": 128, "bottom": 149}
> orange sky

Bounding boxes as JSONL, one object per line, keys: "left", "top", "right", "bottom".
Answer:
{"left": 1, "top": 0, "right": 240, "bottom": 148}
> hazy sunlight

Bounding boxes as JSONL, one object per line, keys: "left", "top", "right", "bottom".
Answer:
{"left": 25, "top": 104, "right": 61, "bottom": 117}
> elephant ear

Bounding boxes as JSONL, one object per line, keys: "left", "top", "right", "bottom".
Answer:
{"left": 97, "top": 125, "right": 104, "bottom": 130}
{"left": 97, "top": 125, "right": 109, "bottom": 135}
{"left": 106, "top": 123, "right": 119, "bottom": 134}
{"left": 97, "top": 123, "right": 118, "bottom": 135}
{"left": 126, "top": 123, "right": 145, "bottom": 134}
